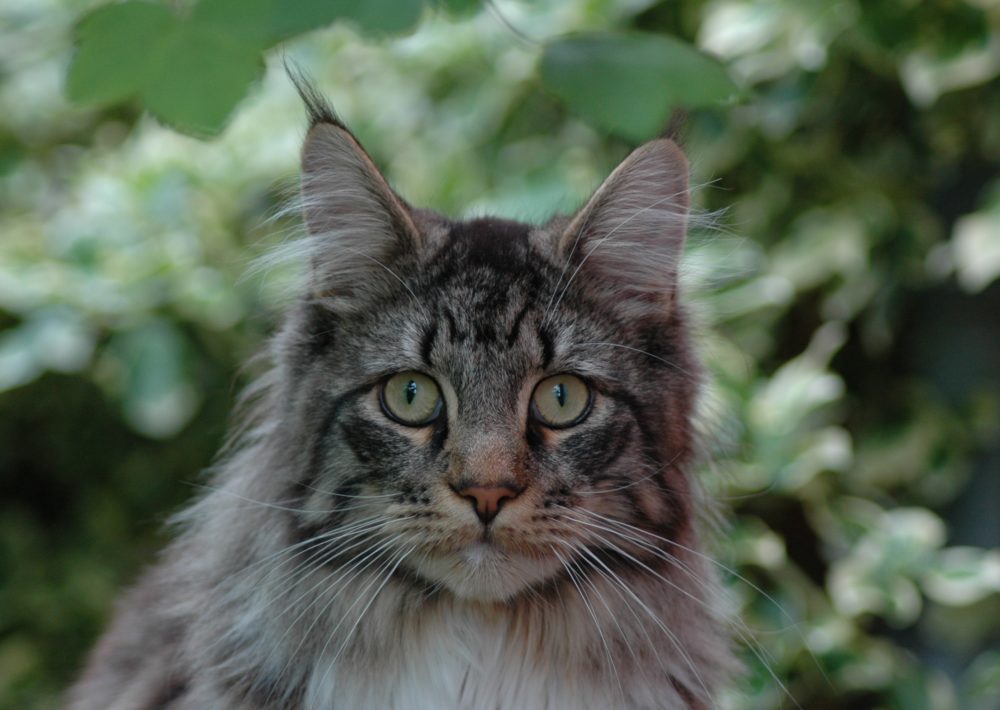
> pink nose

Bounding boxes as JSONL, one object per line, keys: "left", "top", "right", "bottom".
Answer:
{"left": 455, "top": 484, "right": 522, "bottom": 525}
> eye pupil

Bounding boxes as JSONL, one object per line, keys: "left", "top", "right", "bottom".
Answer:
{"left": 381, "top": 371, "right": 442, "bottom": 426}
{"left": 531, "top": 374, "right": 591, "bottom": 428}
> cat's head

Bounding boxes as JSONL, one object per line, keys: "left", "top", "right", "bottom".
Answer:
{"left": 270, "top": 87, "right": 701, "bottom": 603}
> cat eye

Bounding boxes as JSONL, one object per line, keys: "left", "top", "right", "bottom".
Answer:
{"left": 530, "top": 374, "right": 592, "bottom": 428}
{"left": 380, "top": 371, "right": 443, "bottom": 426}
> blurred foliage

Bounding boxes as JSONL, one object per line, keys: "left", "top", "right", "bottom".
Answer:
{"left": 1, "top": 0, "right": 999, "bottom": 708}
{"left": 65, "top": 0, "right": 735, "bottom": 137}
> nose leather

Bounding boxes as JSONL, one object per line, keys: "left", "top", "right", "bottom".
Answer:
{"left": 455, "top": 484, "right": 522, "bottom": 525}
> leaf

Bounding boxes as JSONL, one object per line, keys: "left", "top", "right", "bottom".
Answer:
{"left": 333, "top": 0, "right": 425, "bottom": 36}
{"left": 66, "top": 1, "right": 177, "bottom": 106}
{"left": 263, "top": 0, "right": 343, "bottom": 42}
{"left": 141, "top": 24, "right": 264, "bottom": 137}
{"left": 922, "top": 547, "right": 1000, "bottom": 606}
{"left": 0, "top": 309, "right": 94, "bottom": 392}
{"left": 270, "top": 0, "right": 424, "bottom": 39}
{"left": 191, "top": 0, "right": 428, "bottom": 50}
{"left": 190, "top": 0, "right": 278, "bottom": 48}
{"left": 541, "top": 32, "right": 738, "bottom": 142}
{"left": 952, "top": 206, "right": 1000, "bottom": 293}
{"left": 961, "top": 651, "right": 1000, "bottom": 708}
{"left": 0, "top": 130, "right": 25, "bottom": 177}
{"left": 437, "top": 0, "right": 481, "bottom": 17}
{"left": 65, "top": 0, "right": 426, "bottom": 139}
{"left": 113, "top": 320, "right": 200, "bottom": 439}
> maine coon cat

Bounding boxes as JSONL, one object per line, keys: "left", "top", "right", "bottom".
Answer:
{"left": 68, "top": 79, "right": 735, "bottom": 709}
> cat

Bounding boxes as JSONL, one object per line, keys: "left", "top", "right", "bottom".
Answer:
{"left": 67, "top": 77, "right": 735, "bottom": 710}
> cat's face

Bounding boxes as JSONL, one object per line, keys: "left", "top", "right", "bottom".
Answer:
{"left": 276, "top": 103, "right": 698, "bottom": 603}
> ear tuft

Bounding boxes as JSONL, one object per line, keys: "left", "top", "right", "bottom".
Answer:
{"left": 558, "top": 139, "right": 690, "bottom": 310}
{"left": 285, "top": 61, "right": 343, "bottom": 131}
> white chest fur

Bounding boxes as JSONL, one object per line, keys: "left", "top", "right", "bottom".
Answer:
{"left": 298, "top": 600, "right": 688, "bottom": 710}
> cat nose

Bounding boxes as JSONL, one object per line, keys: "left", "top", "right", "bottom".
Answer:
{"left": 453, "top": 483, "right": 523, "bottom": 525}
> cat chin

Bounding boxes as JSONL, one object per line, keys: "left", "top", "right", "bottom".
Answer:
{"left": 408, "top": 543, "right": 565, "bottom": 602}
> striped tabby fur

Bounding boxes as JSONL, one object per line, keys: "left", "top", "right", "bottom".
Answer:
{"left": 68, "top": 80, "right": 734, "bottom": 709}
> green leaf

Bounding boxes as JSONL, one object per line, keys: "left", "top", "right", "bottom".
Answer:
{"left": 922, "top": 547, "right": 1000, "bottom": 606}
{"left": 437, "top": 0, "right": 481, "bottom": 17}
{"left": 192, "top": 0, "right": 398, "bottom": 47}
{"left": 113, "top": 320, "right": 199, "bottom": 439}
{"left": 0, "top": 130, "right": 25, "bottom": 177}
{"left": 263, "top": 0, "right": 343, "bottom": 42}
{"left": 541, "top": 32, "right": 738, "bottom": 142}
{"left": 65, "top": 0, "right": 426, "bottom": 138}
{"left": 190, "top": 0, "right": 278, "bottom": 48}
{"left": 335, "top": 0, "right": 425, "bottom": 36}
{"left": 268, "top": 0, "right": 424, "bottom": 39}
{"left": 961, "top": 651, "right": 1000, "bottom": 708}
{"left": 141, "top": 25, "right": 264, "bottom": 137}
{"left": 66, "top": 1, "right": 177, "bottom": 105}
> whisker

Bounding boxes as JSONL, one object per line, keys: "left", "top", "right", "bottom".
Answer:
{"left": 564, "top": 539, "right": 717, "bottom": 708}
{"left": 577, "top": 451, "right": 684, "bottom": 497}
{"left": 581, "top": 510, "right": 798, "bottom": 626}
{"left": 225, "top": 516, "right": 399, "bottom": 593}
{"left": 565, "top": 508, "right": 805, "bottom": 707}
{"left": 263, "top": 536, "right": 407, "bottom": 704}
{"left": 204, "top": 519, "right": 399, "bottom": 667}
{"left": 550, "top": 545, "right": 626, "bottom": 704}
{"left": 557, "top": 540, "right": 640, "bottom": 667}
{"left": 559, "top": 511, "right": 722, "bottom": 618}
{"left": 576, "top": 341, "right": 697, "bottom": 381}
{"left": 315, "top": 543, "right": 415, "bottom": 683}
{"left": 294, "top": 482, "right": 398, "bottom": 500}
{"left": 192, "top": 484, "right": 391, "bottom": 516}
{"left": 332, "top": 543, "right": 416, "bottom": 662}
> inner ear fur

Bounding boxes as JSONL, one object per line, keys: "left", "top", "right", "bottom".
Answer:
{"left": 299, "top": 119, "right": 421, "bottom": 303}
{"left": 558, "top": 139, "right": 690, "bottom": 306}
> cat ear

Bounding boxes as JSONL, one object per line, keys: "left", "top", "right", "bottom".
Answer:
{"left": 299, "top": 109, "right": 420, "bottom": 304}
{"left": 557, "top": 139, "right": 690, "bottom": 311}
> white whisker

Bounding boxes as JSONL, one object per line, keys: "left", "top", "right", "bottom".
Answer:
{"left": 550, "top": 545, "right": 626, "bottom": 704}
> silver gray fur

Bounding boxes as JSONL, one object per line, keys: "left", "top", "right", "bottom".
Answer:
{"left": 68, "top": 86, "right": 735, "bottom": 710}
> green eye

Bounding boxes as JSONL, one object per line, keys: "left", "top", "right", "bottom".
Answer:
{"left": 380, "top": 371, "right": 443, "bottom": 426}
{"left": 531, "top": 374, "right": 592, "bottom": 428}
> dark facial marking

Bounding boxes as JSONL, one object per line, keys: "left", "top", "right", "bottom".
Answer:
{"left": 444, "top": 309, "right": 466, "bottom": 343}
{"left": 338, "top": 415, "right": 413, "bottom": 476}
{"left": 420, "top": 321, "right": 438, "bottom": 366}
{"left": 563, "top": 418, "right": 634, "bottom": 476}
{"left": 537, "top": 325, "right": 554, "bottom": 369}
{"left": 506, "top": 303, "right": 531, "bottom": 348}
{"left": 599, "top": 386, "right": 660, "bottom": 460}
{"left": 429, "top": 416, "right": 449, "bottom": 454}
{"left": 299, "top": 382, "right": 373, "bottom": 498}
{"left": 301, "top": 302, "right": 339, "bottom": 358}
{"left": 446, "top": 217, "right": 531, "bottom": 268}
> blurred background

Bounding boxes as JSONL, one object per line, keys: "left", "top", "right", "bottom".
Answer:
{"left": 1, "top": 0, "right": 999, "bottom": 707}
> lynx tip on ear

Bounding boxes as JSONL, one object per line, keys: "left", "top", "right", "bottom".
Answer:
{"left": 284, "top": 59, "right": 346, "bottom": 131}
